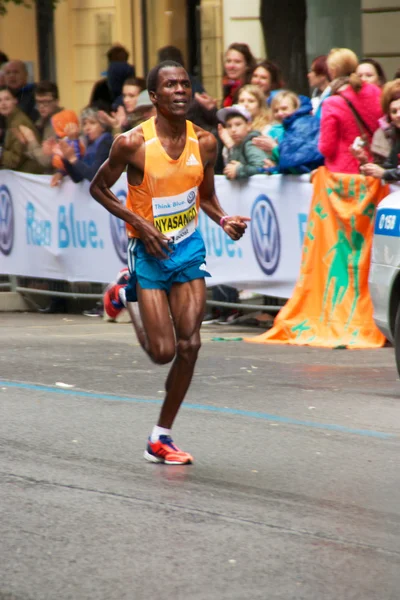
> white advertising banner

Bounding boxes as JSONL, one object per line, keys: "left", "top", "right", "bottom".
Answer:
{"left": 0, "top": 171, "right": 312, "bottom": 298}
{"left": 198, "top": 175, "right": 312, "bottom": 296}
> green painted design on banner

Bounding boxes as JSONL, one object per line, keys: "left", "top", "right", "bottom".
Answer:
{"left": 307, "top": 220, "right": 315, "bottom": 241}
{"left": 362, "top": 202, "right": 375, "bottom": 220}
{"left": 346, "top": 216, "right": 364, "bottom": 329}
{"left": 292, "top": 319, "right": 311, "bottom": 338}
{"left": 348, "top": 332, "right": 358, "bottom": 345}
{"left": 327, "top": 180, "right": 344, "bottom": 197}
{"left": 335, "top": 180, "right": 344, "bottom": 196}
{"left": 359, "top": 182, "right": 368, "bottom": 202}
{"left": 321, "top": 229, "right": 352, "bottom": 321}
{"left": 314, "top": 202, "right": 328, "bottom": 220}
{"left": 348, "top": 178, "right": 356, "bottom": 198}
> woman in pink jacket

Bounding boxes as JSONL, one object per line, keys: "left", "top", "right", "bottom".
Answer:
{"left": 318, "top": 48, "right": 382, "bottom": 174}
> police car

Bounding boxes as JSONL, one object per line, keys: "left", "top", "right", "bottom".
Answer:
{"left": 370, "top": 189, "right": 400, "bottom": 374}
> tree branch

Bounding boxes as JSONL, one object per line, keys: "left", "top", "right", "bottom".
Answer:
{"left": 0, "top": 0, "right": 60, "bottom": 16}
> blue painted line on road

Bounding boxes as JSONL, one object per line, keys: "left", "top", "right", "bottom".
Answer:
{"left": 0, "top": 380, "right": 395, "bottom": 440}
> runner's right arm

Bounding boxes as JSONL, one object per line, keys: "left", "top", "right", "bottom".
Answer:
{"left": 90, "top": 133, "right": 171, "bottom": 259}
{"left": 90, "top": 134, "right": 141, "bottom": 229}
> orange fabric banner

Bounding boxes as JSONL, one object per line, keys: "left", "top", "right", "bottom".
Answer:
{"left": 247, "top": 167, "right": 389, "bottom": 349}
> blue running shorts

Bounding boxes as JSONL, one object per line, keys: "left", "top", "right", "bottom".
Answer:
{"left": 125, "top": 229, "right": 211, "bottom": 302}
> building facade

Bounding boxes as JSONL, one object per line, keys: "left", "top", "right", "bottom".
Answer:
{"left": 0, "top": 0, "right": 399, "bottom": 112}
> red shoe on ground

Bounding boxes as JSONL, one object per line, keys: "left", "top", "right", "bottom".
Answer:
{"left": 144, "top": 435, "right": 193, "bottom": 465}
{"left": 103, "top": 268, "right": 129, "bottom": 320}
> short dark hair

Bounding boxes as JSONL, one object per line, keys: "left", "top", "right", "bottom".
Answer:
{"left": 0, "top": 51, "right": 9, "bottom": 66}
{"left": 0, "top": 85, "right": 17, "bottom": 98}
{"left": 359, "top": 58, "right": 387, "bottom": 85}
{"left": 147, "top": 60, "right": 185, "bottom": 93}
{"left": 225, "top": 112, "right": 248, "bottom": 125}
{"left": 35, "top": 81, "right": 59, "bottom": 100}
{"left": 106, "top": 44, "right": 129, "bottom": 63}
{"left": 157, "top": 46, "right": 184, "bottom": 67}
{"left": 123, "top": 77, "right": 146, "bottom": 91}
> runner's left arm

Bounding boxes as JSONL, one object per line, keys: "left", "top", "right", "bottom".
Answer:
{"left": 198, "top": 131, "right": 250, "bottom": 241}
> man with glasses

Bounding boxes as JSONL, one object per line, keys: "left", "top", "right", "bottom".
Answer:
{"left": 17, "top": 81, "right": 63, "bottom": 172}
{"left": 35, "top": 82, "right": 62, "bottom": 137}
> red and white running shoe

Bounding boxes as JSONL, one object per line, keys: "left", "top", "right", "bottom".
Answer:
{"left": 103, "top": 267, "right": 129, "bottom": 320}
{"left": 144, "top": 435, "right": 193, "bottom": 465}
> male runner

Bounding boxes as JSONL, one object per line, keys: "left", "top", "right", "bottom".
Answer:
{"left": 90, "top": 61, "right": 249, "bottom": 465}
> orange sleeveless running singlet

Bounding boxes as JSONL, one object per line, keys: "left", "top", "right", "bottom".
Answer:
{"left": 126, "top": 117, "right": 204, "bottom": 242}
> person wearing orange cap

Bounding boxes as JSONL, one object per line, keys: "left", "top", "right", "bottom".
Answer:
{"left": 54, "top": 106, "right": 113, "bottom": 184}
{"left": 49, "top": 109, "right": 85, "bottom": 187}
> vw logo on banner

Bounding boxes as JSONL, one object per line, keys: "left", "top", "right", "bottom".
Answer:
{"left": 0, "top": 185, "right": 14, "bottom": 256}
{"left": 110, "top": 190, "right": 128, "bottom": 263}
{"left": 251, "top": 194, "right": 281, "bottom": 275}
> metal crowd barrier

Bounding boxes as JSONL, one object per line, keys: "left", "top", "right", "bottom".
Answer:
{"left": 0, "top": 275, "right": 11, "bottom": 290}
{"left": 0, "top": 275, "right": 284, "bottom": 313}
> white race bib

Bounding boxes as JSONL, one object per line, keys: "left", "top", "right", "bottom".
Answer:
{"left": 152, "top": 186, "right": 198, "bottom": 244}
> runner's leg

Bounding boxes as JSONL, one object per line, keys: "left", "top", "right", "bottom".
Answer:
{"left": 128, "top": 286, "right": 176, "bottom": 364}
{"left": 156, "top": 278, "right": 206, "bottom": 429}
{"left": 126, "top": 300, "right": 147, "bottom": 351}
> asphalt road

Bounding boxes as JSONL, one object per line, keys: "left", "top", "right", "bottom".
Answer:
{"left": 0, "top": 313, "right": 399, "bottom": 600}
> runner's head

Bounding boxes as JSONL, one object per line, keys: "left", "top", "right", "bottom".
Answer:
{"left": 147, "top": 61, "right": 192, "bottom": 119}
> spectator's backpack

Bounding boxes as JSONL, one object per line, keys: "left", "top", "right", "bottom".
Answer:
{"left": 278, "top": 96, "right": 324, "bottom": 174}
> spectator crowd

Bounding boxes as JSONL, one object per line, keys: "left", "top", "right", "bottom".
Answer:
{"left": 2, "top": 43, "right": 400, "bottom": 183}
{"left": 1, "top": 42, "right": 399, "bottom": 319}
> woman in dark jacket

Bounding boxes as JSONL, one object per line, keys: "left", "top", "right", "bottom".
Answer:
{"left": 361, "top": 82, "right": 400, "bottom": 181}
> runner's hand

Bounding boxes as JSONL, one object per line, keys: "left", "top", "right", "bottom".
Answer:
{"left": 135, "top": 220, "right": 172, "bottom": 259}
{"left": 222, "top": 216, "right": 251, "bottom": 241}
